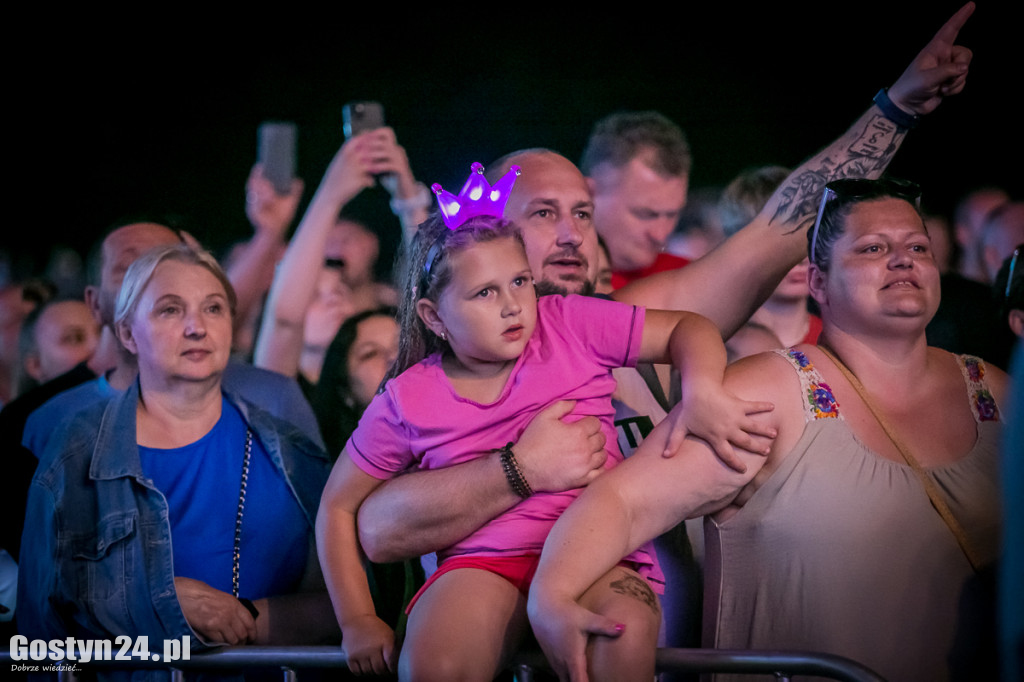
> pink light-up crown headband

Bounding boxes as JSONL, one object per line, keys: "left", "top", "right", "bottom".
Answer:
{"left": 420, "top": 162, "right": 522, "bottom": 293}
{"left": 432, "top": 162, "right": 521, "bottom": 230}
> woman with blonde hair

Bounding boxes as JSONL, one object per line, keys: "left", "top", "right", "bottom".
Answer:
{"left": 18, "top": 243, "right": 338, "bottom": 656}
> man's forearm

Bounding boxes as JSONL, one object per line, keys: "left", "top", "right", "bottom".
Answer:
{"left": 358, "top": 398, "right": 610, "bottom": 563}
{"left": 356, "top": 451, "right": 521, "bottom": 563}
{"left": 225, "top": 232, "right": 284, "bottom": 337}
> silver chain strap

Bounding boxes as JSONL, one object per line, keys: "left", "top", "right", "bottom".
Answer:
{"left": 231, "top": 429, "right": 253, "bottom": 598}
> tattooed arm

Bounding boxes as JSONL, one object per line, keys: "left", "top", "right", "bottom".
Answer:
{"left": 613, "top": 2, "right": 974, "bottom": 340}
{"left": 611, "top": 107, "right": 905, "bottom": 338}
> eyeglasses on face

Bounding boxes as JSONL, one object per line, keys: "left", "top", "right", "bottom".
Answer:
{"left": 809, "top": 177, "right": 923, "bottom": 264}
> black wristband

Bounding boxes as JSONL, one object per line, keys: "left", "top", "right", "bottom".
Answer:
{"left": 873, "top": 88, "right": 920, "bottom": 129}
{"left": 498, "top": 442, "right": 533, "bottom": 499}
{"left": 238, "top": 597, "right": 260, "bottom": 620}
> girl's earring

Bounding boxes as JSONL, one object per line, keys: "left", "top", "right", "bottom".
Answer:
{"left": 440, "top": 330, "right": 448, "bottom": 341}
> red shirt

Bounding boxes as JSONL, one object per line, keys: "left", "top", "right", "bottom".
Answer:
{"left": 611, "top": 252, "right": 690, "bottom": 290}
{"left": 804, "top": 313, "right": 823, "bottom": 345}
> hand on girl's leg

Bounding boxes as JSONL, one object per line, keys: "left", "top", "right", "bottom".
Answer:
{"left": 528, "top": 593, "right": 625, "bottom": 682}
{"left": 577, "top": 566, "right": 662, "bottom": 682}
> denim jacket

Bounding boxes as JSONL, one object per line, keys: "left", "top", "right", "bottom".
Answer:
{"left": 16, "top": 379, "right": 330, "bottom": 650}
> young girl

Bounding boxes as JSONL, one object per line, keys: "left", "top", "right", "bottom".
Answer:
{"left": 316, "top": 164, "right": 771, "bottom": 681}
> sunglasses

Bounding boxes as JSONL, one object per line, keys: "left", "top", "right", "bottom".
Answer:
{"left": 809, "top": 177, "right": 922, "bottom": 264}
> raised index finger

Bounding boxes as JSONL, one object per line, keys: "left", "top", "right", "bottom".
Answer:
{"left": 930, "top": 2, "right": 975, "bottom": 47}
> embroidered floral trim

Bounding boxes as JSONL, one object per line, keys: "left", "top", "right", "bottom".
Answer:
{"left": 964, "top": 356, "right": 985, "bottom": 383}
{"left": 777, "top": 348, "right": 842, "bottom": 421}
{"left": 973, "top": 389, "right": 999, "bottom": 422}
{"left": 808, "top": 382, "right": 840, "bottom": 419}
{"left": 788, "top": 348, "right": 813, "bottom": 371}
{"left": 958, "top": 355, "right": 1000, "bottom": 423}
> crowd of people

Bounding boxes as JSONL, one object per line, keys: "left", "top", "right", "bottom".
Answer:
{"left": 1, "top": 3, "right": 1020, "bottom": 681}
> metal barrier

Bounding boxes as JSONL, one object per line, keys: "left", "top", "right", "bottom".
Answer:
{"left": 3, "top": 645, "right": 887, "bottom": 681}
{"left": 514, "top": 648, "right": 887, "bottom": 682}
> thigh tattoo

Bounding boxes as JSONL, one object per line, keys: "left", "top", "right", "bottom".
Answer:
{"left": 610, "top": 573, "right": 660, "bottom": 617}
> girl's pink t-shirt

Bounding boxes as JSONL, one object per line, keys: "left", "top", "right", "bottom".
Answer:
{"left": 347, "top": 294, "right": 663, "bottom": 590}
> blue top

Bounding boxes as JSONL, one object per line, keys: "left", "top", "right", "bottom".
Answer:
{"left": 16, "top": 379, "right": 330, "bottom": 653}
{"left": 139, "top": 398, "right": 308, "bottom": 598}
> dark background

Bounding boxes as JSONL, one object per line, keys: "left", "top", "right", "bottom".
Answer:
{"left": 6, "top": 2, "right": 1021, "bottom": 284}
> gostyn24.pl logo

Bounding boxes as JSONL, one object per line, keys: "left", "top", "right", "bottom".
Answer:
{"left": 10, "top": 635, "right": 191, "bottom": 664}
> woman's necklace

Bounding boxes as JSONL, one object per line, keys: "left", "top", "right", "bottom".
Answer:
{"left": 231, "top": 428, "right": 253, "bottom": 598}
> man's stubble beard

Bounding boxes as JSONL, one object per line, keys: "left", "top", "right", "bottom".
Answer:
{"left": 534, "top": 278, "right": 597, "bottom": 298}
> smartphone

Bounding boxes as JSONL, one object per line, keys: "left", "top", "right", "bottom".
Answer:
{"left": 257, "top": 121, "right": 297, "bottom": 195}
{"left": 342, "top": 101, "right": 385, "bottom": 139}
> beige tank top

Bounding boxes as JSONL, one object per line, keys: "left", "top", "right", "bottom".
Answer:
{"left": 702, "top": 349, "right": 1003, "bottom": 682}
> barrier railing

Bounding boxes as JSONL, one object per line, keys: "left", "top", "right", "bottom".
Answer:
{"left": 3, "top": 645, "right": 888, "bottom": 681}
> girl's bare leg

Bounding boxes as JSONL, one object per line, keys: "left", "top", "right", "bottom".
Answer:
{"left": 399, "top": 568, "right": 529, "bottom": 682}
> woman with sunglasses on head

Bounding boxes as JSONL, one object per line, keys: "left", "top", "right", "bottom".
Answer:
{"left": 528, "top": 177, "right": 1011, "bottom": 682}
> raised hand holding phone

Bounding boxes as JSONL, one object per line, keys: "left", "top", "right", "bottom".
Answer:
{"left": 257, "top": 121, "right": 298, "bottom": 195}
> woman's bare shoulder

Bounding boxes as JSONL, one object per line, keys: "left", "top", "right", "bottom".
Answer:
{"left": 973, "top": 352, "right": 1013, "bottom": 411}
{"left": 724, "top": 347, "right": 818, "bottom": 478}
{"left": 725, "top": 348, "right": 807, "bottom": 416}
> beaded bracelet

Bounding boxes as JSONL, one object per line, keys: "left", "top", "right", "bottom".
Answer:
{"left": 873, "top": 88, "right": 920, "bottom": 129}
{"left": 498, "top": 442, "right": 533, "bottom": 499}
